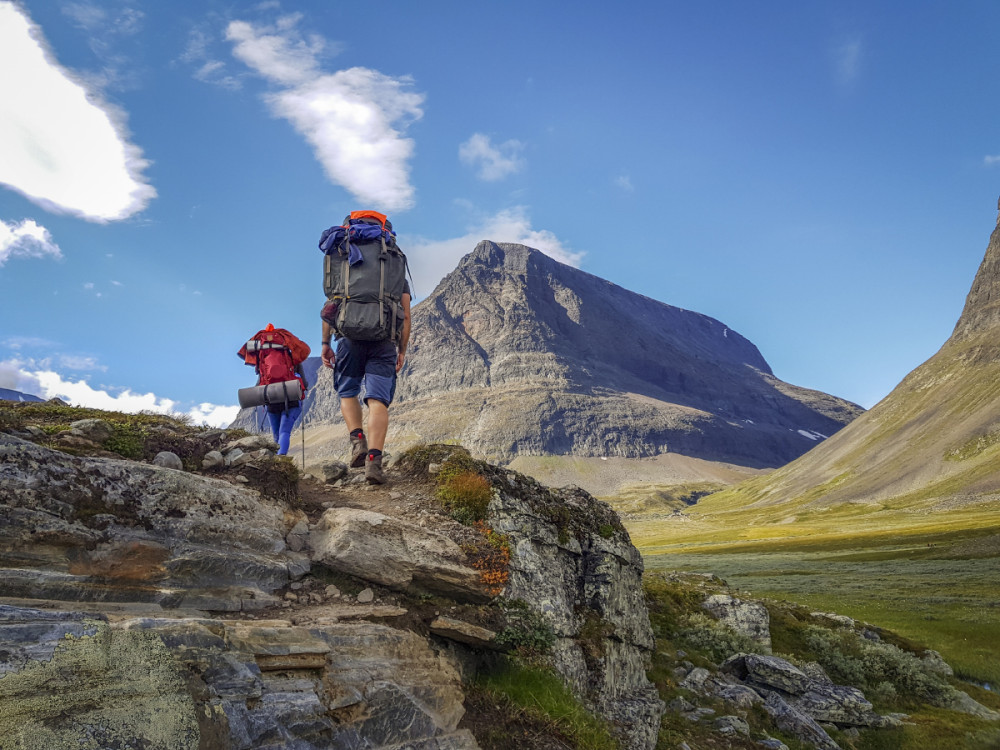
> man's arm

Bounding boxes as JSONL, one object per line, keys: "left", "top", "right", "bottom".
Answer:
{"left": 321, "top": 320, "right": 334, "bottom": 369}
{"left": 396, "top": 293, "right": 411, "bottom": 373}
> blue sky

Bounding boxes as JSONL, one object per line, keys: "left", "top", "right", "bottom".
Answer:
{"left": 2, "top": 0, "right": 999, "bottom": 426}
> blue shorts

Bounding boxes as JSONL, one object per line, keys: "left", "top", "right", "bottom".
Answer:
{"left": 333, "top": 338, "right": 398, "bottom": 406}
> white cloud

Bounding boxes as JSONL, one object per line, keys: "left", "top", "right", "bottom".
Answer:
{"left": 833, "top": 35, "right": 863, "bottom": 88}
{"left": 984, "top": 155, "right": 1000, "bottom": 167}
{"left": 3, "top": 336, "right": 58, "bottom": 350}
{"left": 405, "top": 207, "right": 584, "bottom": 299}
{"left": 0, "top": 358, "right": 239, "bottom": 427}
{"left": 181, "top": 26, "right": 243, "bottom": 91}
{"left": 614, "top": 174, "right": 634, "bottom": 192}
{"left": 226, "top": 16, "right": 424, "bottom": 212}
{"left": 0, "top": 218, "right": 62, "bottom": 267}
{"left": 0, "top": 1, "right": 155, "bottom": 222}
{"left": 58, "top": 354, "right": 106, "bottom": 372}
{"left": 459, "top": 133, "right": 525, "bottom": 181}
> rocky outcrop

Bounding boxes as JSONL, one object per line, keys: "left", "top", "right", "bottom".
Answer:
{"left": 0, "top": 418, "right": 663, "bottom": 749}
{"left": 702, "top": 593, "right": 772, "bottom": 651}
{"left": 0, "top": 606, "right": 478, "bottom": 750}
{"left": 483, "top": 466, "right": 664, "bottom": 750}
{"left": 0, "top": 433, "right": 303, "bottom": 611}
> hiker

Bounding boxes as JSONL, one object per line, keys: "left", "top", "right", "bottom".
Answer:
{"left": 318, "top": 210, "right": 411, "bottom": 484}
{"left": 237, "top": 324, "right": 311, "bottom": 455}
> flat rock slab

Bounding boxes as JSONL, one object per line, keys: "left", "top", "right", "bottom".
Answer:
{"left": 429, "top": 616, "right": 499, "bottom": 650}
{"left": 310, "top": 507, "right": 489, "bottom": 602}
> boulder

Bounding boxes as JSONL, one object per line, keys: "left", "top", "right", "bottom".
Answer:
{"left": 714, "top": 715, "right": 750, "bottom": 736}
{"left": 321, "top": 460, "right": 349, "bottom": 483}
{"left": 722, "top": 653, "right": 811, "bottom": 695}
{"left": 223, "top": 434, "right": 279, "bottom": 453}
{"left": 286, "top": 519, "right": 311, "bottom": 553}
{"left": 761, "top": 692, "right": 840, "bottom": 750}
{"left": 69, "top": 418, "right": 114, "bottom": 443}
{"left": 702, "top": 593, "right": 772, "bottom": 651}
{"left": 310, "top": 508, "right": 488, "bottom": 602}
{"left": 153, "top": 451, "right": 183, "bottom": 470}
{"left": 791, "top": 681, "right": 880, "bottom": 727}
{"left": 201, "top": 450, "right": 224, "bottom": 470}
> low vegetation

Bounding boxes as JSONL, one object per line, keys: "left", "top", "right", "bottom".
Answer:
{"left": 470, "top": 660, "right": 619, "bottom": 750}
{"left": 643, "top": 571, "right": 1000, "bottom": 749}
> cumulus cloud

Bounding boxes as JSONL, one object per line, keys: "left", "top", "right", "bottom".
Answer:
{"left": 405, "top": 207, "right": 584, "bottom": 299}
{"left": 0, "top": 358, "right": 239, "bottom": 427}
{"left": 0, "top": 1, "right": 155, "bottom": 222}
{"left": 459, "top": 133, "right": 526, "bottom": 181}
{"left": 226, "top": 16, "right": 424, "bottom": 212}
{"left": 0, "top": 218, "right": 62, "bottom": 267}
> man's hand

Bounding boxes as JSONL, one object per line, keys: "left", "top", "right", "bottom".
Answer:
{"left": 321, "top": 342, "right": 334, "bottom": 369}
{"left": 396, "top": 349, "right": 406, "bottom": 373}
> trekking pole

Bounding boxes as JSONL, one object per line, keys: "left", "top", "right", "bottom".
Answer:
{"left": 301, "top": 418, "right": 305, "bottom": 470}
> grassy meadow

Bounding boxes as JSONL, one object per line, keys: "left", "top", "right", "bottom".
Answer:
{"left": 630, "top": 512, "right": 1000, "bottom": 688}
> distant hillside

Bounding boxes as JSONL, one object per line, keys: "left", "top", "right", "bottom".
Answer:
{"left": 0, "top": 388, "right": 43, "bottom": 403}
{"left": 695, "top": 200, "right": 1000, "bottom": 522}
{"left": 279, "top": 241, "right": 862, "bottom": 473}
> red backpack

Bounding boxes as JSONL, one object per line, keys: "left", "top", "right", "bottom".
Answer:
{"left": 238, "top": 325, "right": 311, "bottom": 388}
{"left": 257, "top": 335, "right": 296, "bottom": 385}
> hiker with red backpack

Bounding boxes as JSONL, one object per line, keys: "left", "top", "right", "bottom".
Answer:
{"left": 318, "top": 210, "right": 411, "bottom": 484}
{"left": 237, "top": 324, "right": 311, "bottom": 455}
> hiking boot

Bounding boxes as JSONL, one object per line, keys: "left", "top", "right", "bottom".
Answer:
{"left": 365, "top": 453, "right": 385, "bottom": 485}
{"left": 349, "top": 432, "right": 367, "bottom": 468}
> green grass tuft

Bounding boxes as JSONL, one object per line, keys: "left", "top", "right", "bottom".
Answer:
{"left": 477, "top": 659, "right": 619, "bottom": 750}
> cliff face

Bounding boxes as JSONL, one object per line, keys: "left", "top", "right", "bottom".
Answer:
{"left": 700, "top": 202, "right": 1000, "bottom": 513}
{"left": 0, "top": 413, "right": 663, "bottom": 750}
{"left": 382, "top": 241, "right": 860, "bottom": 467}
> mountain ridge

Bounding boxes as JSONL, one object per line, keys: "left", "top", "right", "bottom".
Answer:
{"left": 691, "top": 200, "right": 1000, "bottom": 519}
{"left": 386, "top": 241, "right": 860, "bottom": 467}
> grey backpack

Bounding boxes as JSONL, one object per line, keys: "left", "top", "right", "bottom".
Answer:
{"left": 319, "top": 212, "right": 409, "bottom": 342}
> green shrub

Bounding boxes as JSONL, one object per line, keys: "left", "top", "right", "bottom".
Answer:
{"left": 802, "top": 626, "right": 955, "bottom": 706}
{"left": 438, "top": 469, "right": 492, "bottom": 523}
{"left": 678, "top": 612, "right": 764, "bottom": 664}
{"left": 104, "top": 420, "right": 148, "bottom": 459}
{"left": 0, "top": 408, "right": 23, "bottom": 431}
{"left": 494, "top": 599, "right": 556, "bottom": 655}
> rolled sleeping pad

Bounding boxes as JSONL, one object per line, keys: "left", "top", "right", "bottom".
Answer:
{"left": 238, "top": 379, "right": 303, "bottom": 409}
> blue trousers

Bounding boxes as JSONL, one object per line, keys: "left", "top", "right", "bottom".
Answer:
{"left": 267, "top": 405, "right": 301, "bottom": 455}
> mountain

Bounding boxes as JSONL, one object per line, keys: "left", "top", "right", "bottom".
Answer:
{"left": 0, "top": 388, "right": 43, "bottom": 402}
{"left": 697, "top": 201, "right": 1000, "bottom": 516}
{"left": 367, "top": 242, "right": 858, "bottom": 467}
{"left": 238, "top": 242, "right": 861, "bottom": 475}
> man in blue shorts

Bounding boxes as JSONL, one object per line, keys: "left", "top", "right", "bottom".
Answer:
{"left": 320, "top": 286, "right": 411, "bottom": 484}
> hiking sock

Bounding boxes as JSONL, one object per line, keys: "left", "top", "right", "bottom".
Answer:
{"left": 367, "top": 449, "right": 383, "bottom": 460}
{"left": 350, "top": 428, "right": 364, "bottom": 440}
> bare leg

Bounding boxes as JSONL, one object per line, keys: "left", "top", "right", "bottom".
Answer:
{"left": 367, "top": 400, "right": 388, "bottom": 451}
{"left": 340, "top": 396, "right": 363, "bottom": 433}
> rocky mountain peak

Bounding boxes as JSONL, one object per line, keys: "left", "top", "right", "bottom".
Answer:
{"left": 384, "top": 240, "right": 861, "bottom": 467}
{"left": 951, "top": 197, "right": 1000, "bottom": 341}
